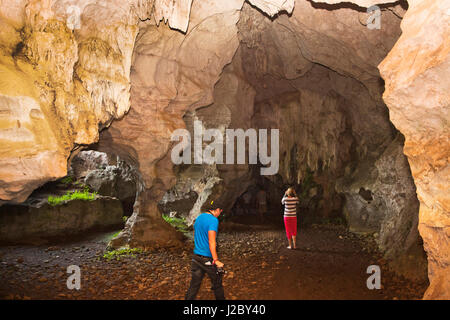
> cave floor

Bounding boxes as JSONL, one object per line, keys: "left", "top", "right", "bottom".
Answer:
{"left": 0, "top": 222, "right": 428, "bottom": 300}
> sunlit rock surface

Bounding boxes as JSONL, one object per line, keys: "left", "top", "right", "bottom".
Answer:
{"left": 379, "top": 0, "right": 450, "bottom": 299}
{"left": 312, "top": 0, "right": 394, "bottom": 6}
{"left": 0, "top": 0, "right": 140, "bottom": 203}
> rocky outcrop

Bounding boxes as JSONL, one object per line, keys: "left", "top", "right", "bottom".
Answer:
{"left": 379, "top": 0, "right": 450, "bottom": 299}
{"left": 0, "top": 195, "right": 123, "bottom": 244}
{"left": 70, "top": 150, "right": 110, "bottom": 178}
{"left": 82, "top": 155, "right": 137, "bottom": 204}
{"left": 336, "top": 134, "right": 421, "bottom": 261}
{"left": 0, "top": 0, "right": 140, "bottom": 204}
{"left": 69, "top": 150, "right": 138, "bottom": 216}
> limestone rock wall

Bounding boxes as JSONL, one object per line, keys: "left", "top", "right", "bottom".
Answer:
{"left": 0, "top": 0, "right": 141, "bottom": 204}
{"left": 77, "top": 151, "right": 138, "bottom": 204}
{"left": 379, "top": 0, "right": 450, "bottom": 299}
{"left": 102, "top": 0, "right": 247, "bottom": 247}
{"left": 0, "top": 0, "right": 254, "bottom": 204}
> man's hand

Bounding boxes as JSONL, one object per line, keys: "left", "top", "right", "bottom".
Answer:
{"left": 214, "top": 260, "right": 224, "bottom": 268}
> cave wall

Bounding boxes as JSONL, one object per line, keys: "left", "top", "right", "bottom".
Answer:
{"left": 0, "top": 0, "right": 148, "bottom": 203}
{"left": 314, "top": 0, "right": 450, "bottom": 301}
{"left": 378, "top": 0, "right": 450, "bottom": 299}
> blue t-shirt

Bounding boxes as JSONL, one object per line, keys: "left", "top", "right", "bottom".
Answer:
{"left": 193, "top": 212, "right": 219, "bottom": 257}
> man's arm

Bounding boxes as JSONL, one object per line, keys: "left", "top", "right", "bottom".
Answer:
{"left": 208, "top": 230, "right": 224, "bottom": 268}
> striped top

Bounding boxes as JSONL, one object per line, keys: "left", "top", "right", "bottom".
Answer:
{"left": 282, "top": 196, "right": 299, "bottom": 217}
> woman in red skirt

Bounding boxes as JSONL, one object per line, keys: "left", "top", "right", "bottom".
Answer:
{"left": 281, "top": 187, "right": 299, "bottom": 249}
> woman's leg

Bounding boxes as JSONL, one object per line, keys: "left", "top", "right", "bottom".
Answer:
{"left": 284, "top": 217, "right": 292, "bottom": 248}
{"left": 293, "top": 217, "right": 298, "bottom": 249}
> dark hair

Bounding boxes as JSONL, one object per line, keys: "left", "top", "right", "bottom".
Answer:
{"left": 201, "top": 199, "right": 224, "bottom": 212}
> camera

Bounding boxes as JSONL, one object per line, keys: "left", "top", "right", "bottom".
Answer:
{"left": 216, "top": 266, "right": 226, "bottom": 275}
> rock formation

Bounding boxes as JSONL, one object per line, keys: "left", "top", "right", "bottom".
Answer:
{"left": 0, "top": 0, "right": 139, "bottom": 204}
{"left": 0, "top": 195, "right": 123, "bottom": 244}
{"left": 78, "top": 151, "right": 137, "bottom": 206}
{"left": 378, "top": 0, "right": 450, "bottom": 299}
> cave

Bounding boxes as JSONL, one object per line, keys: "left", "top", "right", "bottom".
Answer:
{"left": 0, "top": 0, "right": 448, "bottom": 300}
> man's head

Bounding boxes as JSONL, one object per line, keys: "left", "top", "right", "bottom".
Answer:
{"left": 209, "top": 207, "right": 223, "bottom": 217}
{"left": 202, "top": 200, "right": 224, "bottom": 218}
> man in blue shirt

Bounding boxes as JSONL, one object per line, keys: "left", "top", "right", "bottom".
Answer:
{"left": 185, "top": 202, "right": 225, "bottom": 300}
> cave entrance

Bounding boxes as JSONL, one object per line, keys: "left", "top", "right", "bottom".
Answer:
{"left": 230, "top": 175, "right": 284, "bottom": 227}
{"left": 69, "top": 148, "right": 138, "bottom": 220}
{"left": 156, "top": 0, "right": 428, "bottom": 297}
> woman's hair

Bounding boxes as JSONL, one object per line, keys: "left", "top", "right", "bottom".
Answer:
{"left": 286, "top": 187, "right": 297, "bottom": 197}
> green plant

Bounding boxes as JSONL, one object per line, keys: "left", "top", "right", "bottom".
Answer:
{"left": 122, "top": 216, "right": 129, "bottom": 223}
{"left": 47, "top": 189, "right": 97, "bottom": 206}
{"left": 73, "top": 181, "right": 92, "bottom": 191}
{"left": 82, "top": 184, "right": 92, "bottom": 192}
{"left": 102, "top": 247, "right": 143, "bottom": 261}
{"left": 60, "top": 176, "right": 74, "bottom": 185}
{"left": 111, "top": 231, "right": 121, "bottom": 238}
{"left": 162, "top": 214, "right": 188, "bottom": 233}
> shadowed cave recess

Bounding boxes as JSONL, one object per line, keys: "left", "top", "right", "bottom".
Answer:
{"left": 0, "top": 0, "right": 448, "bottom": 299}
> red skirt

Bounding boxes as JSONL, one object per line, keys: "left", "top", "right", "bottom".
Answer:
{"left": 284, "top": 216, "right": 297, "bottom": 238}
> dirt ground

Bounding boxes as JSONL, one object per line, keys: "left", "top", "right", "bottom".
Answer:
{"left": 0, "top": 220, "right": 428, "bottom": 300}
